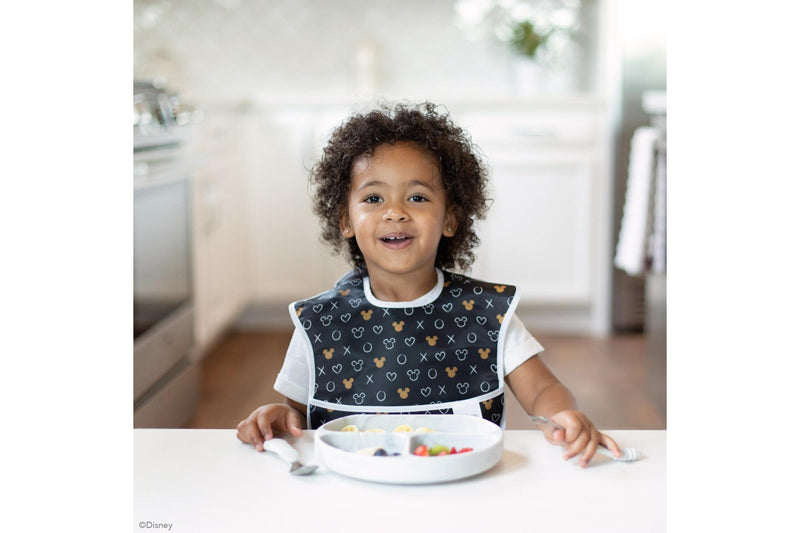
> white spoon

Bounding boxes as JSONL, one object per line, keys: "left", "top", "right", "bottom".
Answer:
{"left": 262, "top": 438, "right": 318, "bottom": 475}
{"left": 529, "top": 416, "right": 642, "bottom": 462}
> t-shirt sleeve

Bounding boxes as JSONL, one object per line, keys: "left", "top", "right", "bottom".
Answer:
{"left": 502, "top": 313, "right": 544, "bottom": 376}
{"left": 273, "top": 327, "right": 310, "bottom": 405}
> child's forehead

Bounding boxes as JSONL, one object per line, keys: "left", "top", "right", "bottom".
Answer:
{"left": 352, "top": 141, "right": 438, "bottom": 175}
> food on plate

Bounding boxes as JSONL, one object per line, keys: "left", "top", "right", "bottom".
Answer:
{"left": 414, "top": 444, "right": 429, "bottom": 456}
{"left": 351, "top": 444, "right": 473, "bottom": 457}
{"left": 413, "top": 444, "right": 473, "bottom": 457}
{"left": 355, "top": 446, "right": 379, "bottom": 455}
{"left": 337, "top": 423, "right": 437, "bottom": 433}
{"left": 429, "top": 444, "right": 450, "bottom": 456}
{"left": 355, "top": 447, "right": 400, "bottom": 457}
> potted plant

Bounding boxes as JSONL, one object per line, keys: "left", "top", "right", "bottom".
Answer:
{"left": 454, "top": 0, "right": 581, "bottom": 94}
{"left": 506, "top": 19, "right": 553, "bottom": 94}
{"left": 508, "top": 19, "right": 552, "bottom": 60}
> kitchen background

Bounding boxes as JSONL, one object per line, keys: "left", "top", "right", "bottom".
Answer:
{"left": 132, "top": 0, "right": 666, "bottom": 430}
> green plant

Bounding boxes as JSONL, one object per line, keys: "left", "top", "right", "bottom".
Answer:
{"left": 508, "top": 20, "right": 552, "bottom": 59}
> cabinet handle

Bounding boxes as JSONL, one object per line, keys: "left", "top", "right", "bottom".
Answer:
{"left": 512, "top": 128, "right": 557, "bottom": 139}
{"left": 200, "top": 181, "right": 223, "bottom": 236}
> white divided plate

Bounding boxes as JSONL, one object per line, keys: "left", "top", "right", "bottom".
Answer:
{"left": 314, "top": 414, "right": 503, "bottom": 484}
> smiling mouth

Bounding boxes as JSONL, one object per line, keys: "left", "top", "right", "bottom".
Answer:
{"left": 381, "top": 233, "right": 412, "bottom": 244}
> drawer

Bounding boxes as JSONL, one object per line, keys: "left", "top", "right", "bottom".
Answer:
{"left": 134, "top": 359, "right": 199, "bottom": 428}
{"left": 133, "top": 304, "right": 194, "bottom": 401}
{"left": 455, "top": 109, "right": 602, "bottom": 151}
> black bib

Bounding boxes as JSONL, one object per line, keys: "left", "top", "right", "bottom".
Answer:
{"left": 290, "top": 270, "right": 519, "bottom": 428}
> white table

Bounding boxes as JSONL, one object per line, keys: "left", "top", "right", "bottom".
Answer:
{"left": 134, "top": 429, "right": 665, "bottom": 532}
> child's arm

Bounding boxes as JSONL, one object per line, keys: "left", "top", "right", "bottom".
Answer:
{"left": 235, "top": 398, "right": 307, "bottom": 452}
{"left": 505, "top": 356, "right": 622, "bottom": 467}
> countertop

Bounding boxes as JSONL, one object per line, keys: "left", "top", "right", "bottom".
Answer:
{"left": 134, "top": 429, "right": 665, "bottom": 532}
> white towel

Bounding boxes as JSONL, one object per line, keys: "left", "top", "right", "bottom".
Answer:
{"left": 615, "top": 127, "right": 662, "bottom": 276}
{"left": 648, "top": 144, "right": 667, "bottom": 274}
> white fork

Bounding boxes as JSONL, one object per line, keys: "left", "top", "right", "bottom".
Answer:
{"left": 529, "top": 416, "right": 642, "bottom": 462}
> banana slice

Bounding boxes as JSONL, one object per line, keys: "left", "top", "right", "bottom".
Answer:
{"left": 355, "top": 447, "right": 380, "bottom": 455}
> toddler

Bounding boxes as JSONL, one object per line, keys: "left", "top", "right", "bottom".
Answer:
{"left": 237, "top": 102, "right": 620, "bottom": 467}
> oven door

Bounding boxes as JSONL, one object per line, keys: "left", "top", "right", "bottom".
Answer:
{"left": 133, "top": 153, "right": 194, "bottom": 402}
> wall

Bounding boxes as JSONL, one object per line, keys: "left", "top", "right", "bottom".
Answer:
{"left": 133, "top": 0, "right": 598, "bottom": 104}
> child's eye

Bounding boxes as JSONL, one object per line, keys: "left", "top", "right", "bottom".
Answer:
{"left": 409, "top": 194, "right": 427, "bottom": 203}
{"left": 363, "top": 194, "right": 382, "bottom": 204}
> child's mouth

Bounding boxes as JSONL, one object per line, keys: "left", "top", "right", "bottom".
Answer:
{"left": 380, "top": 233, "right": 412, "bottom": 246}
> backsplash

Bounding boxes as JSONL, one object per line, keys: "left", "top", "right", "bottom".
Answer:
{"left": 134, "top": 0, "right": 598, "bottom": 105}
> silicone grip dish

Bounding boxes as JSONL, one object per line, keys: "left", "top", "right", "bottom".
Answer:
{"left": 314, "top": 414, "right": 503, "bottom": 484}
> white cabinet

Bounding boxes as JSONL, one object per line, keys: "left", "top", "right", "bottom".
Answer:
{"left": 240, "top": 107, "right": 352, "bottom": 307}
{"left": 451, "top": 100, "right": 612, "bottom": 333}
{"left": 472, "top": 157, "right": 593, "bottom": 303}
{"left": 190, "top": 111, "right": 249, "bottom": 354}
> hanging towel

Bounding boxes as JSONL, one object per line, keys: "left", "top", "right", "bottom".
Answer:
{"left": 614, "top": 126, "right": 661, "bottom": 276}
{"left": 648, "top": 143, "right": 667, "bottom": 274}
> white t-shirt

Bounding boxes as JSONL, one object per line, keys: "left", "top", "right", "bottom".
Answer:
{"left": 274, "top": 271, "right": 544, "bottom": 405}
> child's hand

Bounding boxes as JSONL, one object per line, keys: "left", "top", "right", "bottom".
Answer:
{"left": 236, "top": 403, "right": 304, "bottom": 452}
{"left": 543, "top": 410, "right": 622, "bottom": 468}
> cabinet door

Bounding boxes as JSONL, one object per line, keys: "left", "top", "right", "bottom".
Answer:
{"left": 191, "top": 114, "right": 249, "bottom": 351}
{"left": 454, "top": 106, "right": 602, "bottom": 306}
{"left": 471, "top": 158, "right": 592, "bottom": 304}
{"left": 243, "top": 109, "right": 351, "bottom": 304}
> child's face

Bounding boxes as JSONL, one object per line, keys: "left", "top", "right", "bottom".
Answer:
{"left": 340, "top": 141, "right": 457, "bottom": 282}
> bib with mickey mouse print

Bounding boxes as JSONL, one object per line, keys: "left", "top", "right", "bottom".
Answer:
{"left": 289, "top": 269, "right": 519, "bottom": 429}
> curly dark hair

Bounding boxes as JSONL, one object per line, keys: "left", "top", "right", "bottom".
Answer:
{"left": 309, "top": 101, "right": 490, "bottom": 273}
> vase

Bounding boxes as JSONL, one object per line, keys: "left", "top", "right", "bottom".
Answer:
{"left": 511, "top": 58, "right": 546, "bottom": 96}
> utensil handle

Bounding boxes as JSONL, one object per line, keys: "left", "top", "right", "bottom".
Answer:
{"left": 262, "top": 438, "right": 299, "bottom": 463}
{"left": 530, "top": 416, "right": 640, "bottom": 461}
{"left": 595, "top": 447, "right": 615, "bottom": 459}
{"left": 529, "top": 415, "right": 558, "bottom": 428}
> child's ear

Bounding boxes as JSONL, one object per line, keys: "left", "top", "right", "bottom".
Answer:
{"left": 339, "top": 213, "right": 354, "bottom": 239}
{"left": 443, "top": 209, "right": 458, "bottom": 237}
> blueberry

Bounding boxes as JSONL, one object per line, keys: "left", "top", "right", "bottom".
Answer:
{"left": 373, "top": 448, "right": 388, "bottom": 456}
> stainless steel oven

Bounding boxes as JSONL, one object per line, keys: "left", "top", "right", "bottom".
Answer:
{"left": 133, "top": 80, "right": 199, "bottom": 427}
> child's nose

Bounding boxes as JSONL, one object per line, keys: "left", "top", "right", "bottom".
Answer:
{"left": 382, "top": 202, "right": 408, "bottom": 222}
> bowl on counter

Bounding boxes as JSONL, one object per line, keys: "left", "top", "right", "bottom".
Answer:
{"left": 314, "top": 414, "right": 503, "bottom": 484}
